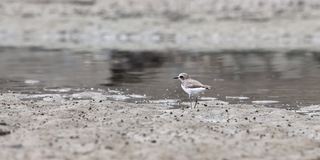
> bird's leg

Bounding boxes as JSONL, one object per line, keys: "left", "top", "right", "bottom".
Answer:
{"left": 189, "top": 94, "right": 192, "bottom": 109}
{"left": 189, "top": 99, "right": 193, "bottom": 109}
{"left": 194, "top": 97, "right": 198, "bottom": 108}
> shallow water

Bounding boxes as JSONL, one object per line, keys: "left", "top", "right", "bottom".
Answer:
{"left": 1, "top": 47, "right": 320, "bottom": 108}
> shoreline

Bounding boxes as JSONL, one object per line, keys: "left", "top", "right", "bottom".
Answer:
{"left": 1, "top": 19, "right": 320, "bottom": 52}
{"left": 1, "top": 0, "right": 320, "bottom": 52}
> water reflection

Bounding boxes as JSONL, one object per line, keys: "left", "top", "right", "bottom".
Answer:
{"left": 103, "top": 50, "right": 167, "bottom": 86}
{"left": 103, "top": 49, "right": 320, "bottom": 107}
{"left": 1, "top": 47, "right": 320, "bottom": 107}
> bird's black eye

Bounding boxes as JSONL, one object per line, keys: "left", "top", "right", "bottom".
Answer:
{"left": 179, "top": 76, "right": 184, "bottom": 79}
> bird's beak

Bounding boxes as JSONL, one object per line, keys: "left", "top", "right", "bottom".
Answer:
{"left": 173, "top": 76, "right": 178, "bottom": 79}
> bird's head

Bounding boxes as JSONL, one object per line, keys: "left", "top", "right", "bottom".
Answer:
{"left": 173, "top": 73, "right": 190, "bottom": 81}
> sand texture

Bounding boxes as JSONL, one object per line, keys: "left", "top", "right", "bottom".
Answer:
{"left": 0, "top": 93, "right": 320, "bottom": 160}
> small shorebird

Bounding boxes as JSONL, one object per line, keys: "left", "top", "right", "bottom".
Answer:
{"left": 174, "top": 73, "right": 211, "bottom": 108}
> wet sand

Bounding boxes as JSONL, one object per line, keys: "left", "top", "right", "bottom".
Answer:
{"left": 1, "top": 93, "right": 320, "bottom": 160}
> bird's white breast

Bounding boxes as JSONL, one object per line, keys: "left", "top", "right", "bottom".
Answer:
{"left": 181, "top": 84, "right": 206, "bottom": 97}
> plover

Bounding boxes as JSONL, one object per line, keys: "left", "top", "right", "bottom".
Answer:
{"left": 174, "top": 73, "right": 211, "bottom": 108}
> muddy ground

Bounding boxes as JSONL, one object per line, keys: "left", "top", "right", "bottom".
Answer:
{"left": 0, "top": 93, "right": 320, "bottom": 160}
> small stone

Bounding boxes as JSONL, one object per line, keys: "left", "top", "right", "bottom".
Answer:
{"left": 0, "top": 129, "right": 10, "bottom": 136}
{"left": 0, "top": 122, "right": 8, "bottom": 126}
{"left": 70, "top": 135, "right": 79, "bottom": 139}
{"left": 105, "top": 146, "right": 113, "bottom": 150}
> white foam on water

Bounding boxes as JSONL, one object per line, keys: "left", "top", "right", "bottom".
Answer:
{"left": 226, "top": 96, "right": 249, "bottom": 100}
{"left": 71, "top": 92, "right": 107, "bottom": 101}
{"left": 201, "top": 97, "right": 217, "bottom": 101}
{"left": 107, "top": 89, "right": 122, "bottom": 94}
{"left": 129, "top": 94, "right": 147, "bottom": 98}
{"left": 24, "top": 79, "right": 40, "bottom": 84}
{"left": 19, "top": 94, "right": 59, "bottom": 99}
{"left": 18, "top": 94, "right": 64, "bottom": 102}
{"left": 44, "top": 88, "right": 72, "bottom": 92}
{"left": 105, "top": 95, "right": 130, "bottom": 101}
{"left": 252, "top": 100, "right": 279, "bottom": 104}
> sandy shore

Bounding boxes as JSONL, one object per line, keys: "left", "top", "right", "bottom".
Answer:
{"left": 1, "top": 0, "right": 320, "bottom": 51}
{"left": 0, "top": 92, "right": 320, "bottom": 160}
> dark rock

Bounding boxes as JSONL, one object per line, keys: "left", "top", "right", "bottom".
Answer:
{"left": 0, "top": 129, "right": 11, "bottom": 136}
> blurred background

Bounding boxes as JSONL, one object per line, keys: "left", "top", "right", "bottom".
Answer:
{"left": 1, "top": 0, "right": 320, "bottom": 108}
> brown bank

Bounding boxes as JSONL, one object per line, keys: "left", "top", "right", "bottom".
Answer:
{"left": 0, "top": 93, "right": 320, "bottom": 160}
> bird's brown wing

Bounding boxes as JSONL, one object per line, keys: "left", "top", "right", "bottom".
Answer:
{"left": 184, "top": 79, "right": 211, "bottom": 89}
